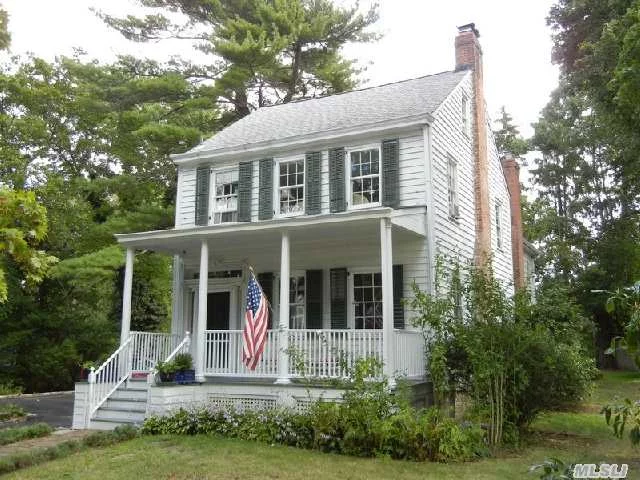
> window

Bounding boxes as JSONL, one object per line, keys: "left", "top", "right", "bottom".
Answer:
{"left": 279, "top": 159, "right": 304, "bottom": 215}
{"left": 461, "top": 94, "right": 470, "bottom": 136}
{"left": 353, "top": 272, "right": 383, "bottom": 329}
{"left": 495, "top": 202, "right": 503, "bottom": 249}
{"left": 350, "top": 148, "right": 380, "bottom": 207}
{"left": 289, "top": 275, "right": 305, "bottom": 329}
{"left": 213, "top": 169, "right": 238, "bottom": 224}
{"left": 447, "top": 156, "right": 459, "bottom": 218}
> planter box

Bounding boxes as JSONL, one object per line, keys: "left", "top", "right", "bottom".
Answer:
{"left": 175, "top": 369, "right": 196, "bottom": 384}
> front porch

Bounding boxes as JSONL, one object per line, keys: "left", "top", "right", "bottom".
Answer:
{"left": 74, "top": 208, "right": 429, "bottom": 429}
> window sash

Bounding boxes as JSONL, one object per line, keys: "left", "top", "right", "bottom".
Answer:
{"left": 278, "top": 159, "right": 305, "bottom": 215}
{"left": 495, "top": 203, "right": 502, "bottom": 248}
{"left": 352, "top": 272, "right": 383, "bottom": 330}
{"left": 349, "top": 148, "right": 381, "bottom": 208}
{"left": 289, "top": 274, "right": 305, "bottom": 329}
{"left": 213, "top": 169, "right": 239, "bottom": 224}
{"left": 447, "top": 158, "right": 458, "bottom": 217}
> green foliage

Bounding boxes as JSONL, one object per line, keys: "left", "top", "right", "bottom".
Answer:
{"left": 172, "top": 353, "right": 193, "bottom": 371}
{"left": 529, "top": 458, "right": 575, "bottom": 480}
{"left": 97, "top": 0, "right": 379, "bottom": 121}
{"left": 602, "top": 398, "right": 640, "bottom": 446}
{"left": 0, "top": 423, "right": 53, "bottom": 446}
{"left": 0, "top": 424, "right": 137, "bottom": 476}
{"left": 493, "top": 106, "right": 529, "bottom": 157}
{"left": 142, "top": 358, "right": 485, "bottom": 463}
{"left": 0, "top": 382, "right": 22, "bottom": 395}
{"left": 0, "top": 188, "right": 58, "bottom": 302}
{"left": 0, "top": 6, "right": 9, "bottom": 51}
{"left": 0, "top": 403, "right": 26, "bottom": 421}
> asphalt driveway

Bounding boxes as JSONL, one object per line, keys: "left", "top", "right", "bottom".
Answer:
{"left": 0, "top": 392, "right": 73, "bottom": 429}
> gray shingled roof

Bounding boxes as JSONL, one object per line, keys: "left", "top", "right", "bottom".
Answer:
{"left": 190, "top": 69, "right": 468, "bottom": 155}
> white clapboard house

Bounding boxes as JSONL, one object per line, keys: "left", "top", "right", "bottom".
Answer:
{"left": 73, "top": 24, "right": 532, "bottom": 430}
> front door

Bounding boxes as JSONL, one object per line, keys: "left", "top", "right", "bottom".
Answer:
{"left": 207, "top": 292, "right": 231, "bottom": 370}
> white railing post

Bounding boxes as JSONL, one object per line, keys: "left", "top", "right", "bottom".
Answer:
{"left": 380, "top": 218, "right": 395, "bottom": 387}
{"left": 86, "top": 367, "right": 95, "bottom": 428}
{"left": 276, "top": 230, "right": 291, "bottom": 384}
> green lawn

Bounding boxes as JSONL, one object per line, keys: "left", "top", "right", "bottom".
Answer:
{"left": 6, "top": 371, "right": 640, "bottom": 480}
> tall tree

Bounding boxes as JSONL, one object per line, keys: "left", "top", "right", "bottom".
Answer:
{"left": 493, "top": 106, "right": 529, "bottom": 157}
{"left": 0, "top": 4, "right": 10, "bottom": 51}
{"left": 95, "top": 0, "right": 379, "bottom": 122}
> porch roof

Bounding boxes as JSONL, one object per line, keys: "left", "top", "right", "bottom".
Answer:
{"left": 115, "top": 207, "right": 426, "bottom": 270}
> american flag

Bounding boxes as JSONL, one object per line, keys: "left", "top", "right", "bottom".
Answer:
{"left": 242, "top": 272, "right": 269, "bottom": 370}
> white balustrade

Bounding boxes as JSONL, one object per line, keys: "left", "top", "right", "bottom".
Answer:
{"left": 204, "top": 330, "right": 279, "bottom": 377}
{"left": 130, "top": 331, "right": 182, "bottom": 372}
{"left": 393, "top": 330, "right": 426, "bottom": 378}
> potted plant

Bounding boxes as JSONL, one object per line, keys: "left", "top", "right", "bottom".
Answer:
{"left": 155, "top": 360, "right": 178, "bottom": 383}
{"left": 78, "top": 361, "right": 96, "bottom": 381}
{"left": 173, "top": 353, "right": 195, "bottom": 384}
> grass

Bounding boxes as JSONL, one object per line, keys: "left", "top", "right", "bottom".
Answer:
{"left": 5, "top": 370, "right": 640, "bottom": 480}
{"left": 0, "top": 404, "right": 26, "bottom": 422}
{"left": 0, "top": 423, "right": 53, "bottom": 446}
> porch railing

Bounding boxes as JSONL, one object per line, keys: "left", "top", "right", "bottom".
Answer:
{"left": 393, "top": 330, "right": 425, "bottom": 378}
{"left": 288, "top": 329, "right": 383, "bottom": 378}
{"left": 204, "top": 330, "right": 279, "bottom": 377}
{"left": 87, "top": 335, "right": 134, "bottom": 424}
{"left": 130, "top": 331, "right": 182, "bottom": 372}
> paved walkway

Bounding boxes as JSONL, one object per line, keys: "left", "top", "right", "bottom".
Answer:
{"left": 0, "top": 393, "right": 74, "bottom": 429}
{"left": 0, "top": 429, "right": 92, "bottom": 458}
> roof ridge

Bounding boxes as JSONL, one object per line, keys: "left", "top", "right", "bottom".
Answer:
{"left": 260, "top": 69, "right": 460, "bottom": 109}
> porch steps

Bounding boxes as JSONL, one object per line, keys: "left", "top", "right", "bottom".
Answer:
{"left": 90, "top": 378, "right": 148, "bottom": 430}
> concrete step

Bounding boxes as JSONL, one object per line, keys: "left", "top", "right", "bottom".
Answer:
{"left": 94, "top": 407, "right": 145, "bottom": 423}
{"left": 110, "top": 388, "right": 147, "bottom": 401}
{"left": 89, "top": 418, "right": 137, "bottom": 430}
{"left": 104, "top": 398, "right": 147, "bottom": 411}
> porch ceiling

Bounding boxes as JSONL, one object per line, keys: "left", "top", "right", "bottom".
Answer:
{"left": 115, "top": 207, "right": 426, "bottom": 271}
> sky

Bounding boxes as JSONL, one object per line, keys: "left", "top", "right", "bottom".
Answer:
{"left": 0, "top": 0, "right": 559, "bottom": 140}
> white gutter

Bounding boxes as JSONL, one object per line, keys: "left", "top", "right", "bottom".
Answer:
{"left": 171, "top": 114, "right": 434, "bottom": 166}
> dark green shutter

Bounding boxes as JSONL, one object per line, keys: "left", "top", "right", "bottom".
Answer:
{"left": 195, "top": 166, "right": 210, "bottom": 226}
{"left": 330, "top": 268, "right": 348, "bottom": 329}
{"left": 329, "top": 148, "right": 346, "bottom": 212}
{"left": 305, "top": 152, "right": 322, "bottom": 215}
{"left": 306, "top": 270, "right": 323, "bottom": 329}
{"left": 393, "top": 264, "right": 404, "bottom": 329}
{"left": 382, "top": 139, "right": 400, "bottom": 208}
{"left": 237, "top": 161, "right": 253, "bottom": 222}
{"left": 257, "top": 272, "right": 273, "bottom": 329}
{"left": 258, "top": 158, "right": 273, "bottom": 220}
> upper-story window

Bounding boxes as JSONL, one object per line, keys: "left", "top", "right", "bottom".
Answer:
{"left": 350, "top": 148, "right": 380, "bottom": 208}
{"left": 279, "top": 159, "right": 305, "bottom": 215}
{"left": 447, "top": 155, "right": 459, "bottom": 219}
{"left": 213, "top": 169, "right": 238, "bottom": 224}
{"left": 495, "top": 201, "right": 503, "bottom": 249}
{"left": 461, "top": 94, "right": 470, "bottom": 136}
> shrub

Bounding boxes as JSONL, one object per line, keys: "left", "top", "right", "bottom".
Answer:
{"left": 172, "top": 353, "right": 193, "bottom": 372}
{"left": 0, "top": 403, "right": 26, "bottom": 421}
{"left": 0, "top": 423, "right": 53, "bottom": 446}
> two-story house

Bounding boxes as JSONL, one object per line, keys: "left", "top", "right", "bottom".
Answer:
{"left": 73, "top": 24, "right": 528, "bottom": 430}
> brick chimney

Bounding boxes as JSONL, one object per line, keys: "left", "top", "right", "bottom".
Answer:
{"left": 501, "top": 154, "right": 526, "bottom": 290}
{"left": 455, "top": 24, "right": 491, "bottom": 268}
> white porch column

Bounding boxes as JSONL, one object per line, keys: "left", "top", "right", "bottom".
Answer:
{"left": 171, "top": 255, "right": 185, "bottom": 337}
{"left": 120, "top": 247, "right": 135, "bottom": 345}
{"left": 275, "top": 230, "right": 291, "bottom": 384}
{"left": 195, "top": 240, "right": 209, "bottom": 382}
{"left": 380, "top": 218, "right": 395, "bottom": 385}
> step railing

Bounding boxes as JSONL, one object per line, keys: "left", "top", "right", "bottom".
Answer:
{"left": 130, "top": 331, "right": 182, "bottom": 372}
{"left": 163, "top": 331, "right": 192, "bottom": 364}
{"left": 86, "top": 335, "right": 134, "bottom": 426}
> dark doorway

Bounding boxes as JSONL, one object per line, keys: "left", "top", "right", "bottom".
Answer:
{"left": 207, "top": 291, "right": 231, "bottom": 370}
{"left": 207, "top": 291, "right": 230, "bottom": 330}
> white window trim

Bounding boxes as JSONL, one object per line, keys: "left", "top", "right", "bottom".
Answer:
{"left": 461, "top": 93, "right": 470, "bottom": 137}
{"left": 274, "top": 158, "right": 306, "bottom": 218}
{"left": 347, "top": 267, "right": 383, "bottom": 330}
{"left": 209, "top": 167, "right": 239, "bottom": 225}
{"left": 495, "top": 200, "right": 503, "bottom": 250}
{"left": 345, "top": 145, "right": 382, "bottom": 210}
{"left": 447, "top": 154, "right": 459, "bottom": 221}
